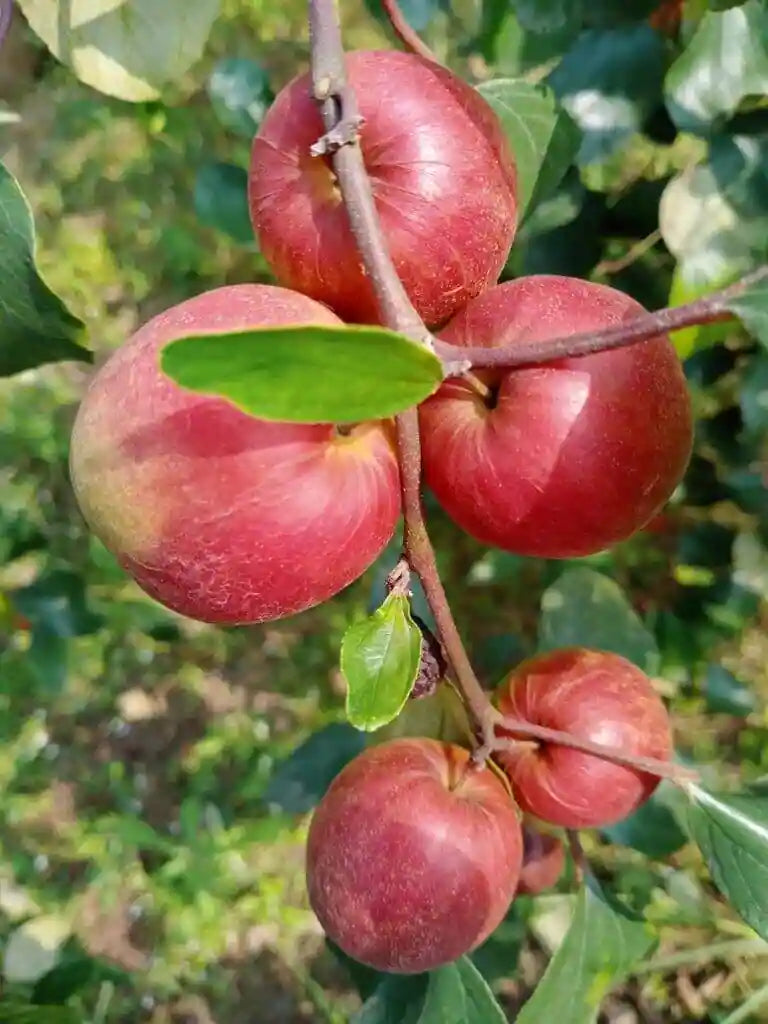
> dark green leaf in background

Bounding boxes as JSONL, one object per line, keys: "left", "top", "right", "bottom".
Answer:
{"left": 727, "top": 273, "right": 768, "bottom": 349}
{"left": 0, "top": 164, "right": 89, "bottom": 377}
{"left": 341, "top": 594, "right": 422, "bottom": 731}
{"left": 193, "top": 163, "right": 253, "bottom": 244}
{"left": 538, "top": 567, "right": 660, "bottom": 672}
{"left": 365, "top": 0, "right": 444, "bottom": 31}
{"left": 161, "top": 323, "right": 443, "bottom": 423}
{"left": 739, "top": 352, "right": 768, "bottom": 443}
{"left": 704, "top": 664, "right": 757, "bottom": 715}
{"left": 515, "top": 877, "right": 656, "bottom": 1024}
{"left": 13, "top": 571, "right": 103, "bottom": 639}
{"left": 263, "top": 724, "right": 365, "bottom": 814}
{"left": 548, "top": 26, "right": 665, "bottom": 165}
{"left": 687, "top": 786, "right": 768, "bottom": 942}
{"left": 665, "top": 0, "right": 768, "bottom": 135}
{"left": 207, "top": 58, "right": 274, "bottom": 137}
{"left": 602, "top": 780, "right": 689, "bottom": 857}
{"left": 0, "top": 1006, "right": 78, "bottom": 1023}
{"left": 476, "top": 79, "right": 581, "bottom": 219}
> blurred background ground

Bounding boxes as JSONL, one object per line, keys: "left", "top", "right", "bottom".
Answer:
{"left": 1, "top": 1, "right": 768, "bottom": 1021}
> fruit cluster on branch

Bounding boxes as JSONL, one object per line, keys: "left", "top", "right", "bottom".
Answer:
{"left": 67, "top": 0, "right": 755, "bottom": 980}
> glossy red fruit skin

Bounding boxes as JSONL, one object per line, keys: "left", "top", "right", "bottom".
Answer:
{"left": 249, "top": 50, "right": 517, "bottom": 328}
{"left": 419, "top": 275, "right": 693, "bottom": 558}
{"left": 306, "top": 738, "right": 523, "bottom": 974}
{"left": 495, "top": 648, "right": 673, "bottom": 829}
{"left": 517, "top": 826, "right": 565, "bottom": 895}
{"left": 69, "top": 285, "right": 401, "bottom": 625}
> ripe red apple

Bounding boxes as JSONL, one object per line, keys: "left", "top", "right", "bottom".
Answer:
{"left": 69, "top": 284, "right": 400, "bottom": 625}
{"left": 495, "top": 648, "right": 673, "bottom": 829}
{"left": 419, "top": 276, "right": 693, "bottom": 558}
{"left": 517, "top": 826, "right": 565, "bottom": 895}
{"left": 249, "top": 50, "right": 517, "bottom": 328}
{"left": 306, "top": 738, "right": 522, "bottom": 973}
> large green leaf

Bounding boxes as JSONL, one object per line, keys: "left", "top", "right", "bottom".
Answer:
{"left": 17, "top": 0, "right": 221, "bottom": 102}
{"left": 704, "top": 664, "right": 757, "bottom": 715}
{"left": 538, "top": 567, "right": 660, "bottom": 672}
{"left": 161, "top": 323, "right": 443, "bottom": 424}
{"left": 0, "top": 164, "right": 89, "bottom": 376}
{"left": 207, "top": 58, "right": 274, "bottom": 138}
{"left": 341, "top": 594, "right": 422, "bottom": 732}
{"left": 547, "top": 25, "right": 665, "bottom": 165}
{"left": 476, "top": 79, "right": 580, "bottom": 219}
{"left": 665, "top": 1, "right": 768, "bottom": 134}
{"left": 352, "top": 957, "right": 506, "bottom": 1024}
{"left": 193, "top": 163, "right": 253, "bottom": 244}
{"left": 686, "top": 786, "right": 768, "bottom": 940}
{"left": 516, "top": 877, "right": 656, "bottom": 1024}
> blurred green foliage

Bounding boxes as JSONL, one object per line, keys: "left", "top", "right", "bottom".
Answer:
{"left": 1, "top": 0, "right": 768, "bottom": 1020}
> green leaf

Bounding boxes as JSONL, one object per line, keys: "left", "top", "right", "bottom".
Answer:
{"left": 193, "top": 163, "right": 253, "bottom": 244}
{"left": 0, "top": 163, "right": 89, "bottom": 376}
{"left": 161, "top": 323, "right": 443, "bottom": 424}
{"left": 602, "top": 780, "right": 689, "bottom": 857}
{"left": 207, "top": 58, "right": 274, "bottom": 138}
{"left": 0, "top": 1006, "right": 78, "bottom": 1023}
{"left": 263, "top": 724, "right": 365, "bottom": 814}
{"left": 476, "top": 79, "right": 580, "bottom": 219}
{"left": 687, "top": 786, "right": 768, "bottom": 940}
{"left": 13, "top": 571, "right": 102, "bottom": 639}
{"left": 342, "top": 594, "right": 422, "bottom": 732}
{"left": 17, "top": 0, "right": 221, "bottom": 102}
{"left": 364, "top": 0, "right": 443, "bottom": 32}
{"left": 516, "top": 877, "right": 656, "bottom": 1024}
{"left": 538, "top": 567, "right": 660, "bottom": 673}
{"left": 704, "top": 664, "right": 756, "bottom": 715}
{"left": 665, "top": 1, "right": 768, "bottom": 134}
{"left": 739, "top": 352, "right": 768, "bottom": 440}
{"left": 32, "top": 956, "right": 96, "bottom": 1005}
{"left": 727, "top": 274, "right": 768, "bottom": 348}
{"left": 352, "top": 957, "right": 506, "bottom": 1024}
{"left": 547, "top": 25, "right": 665, "bottom": 165}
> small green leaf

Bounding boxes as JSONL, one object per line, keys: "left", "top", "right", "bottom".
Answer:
{"left": 665, "top": 0, "right": 768, "bottom": 134}
{"left": 516, "top": 877, "right": 656, "bottom": 1024}
{"left": 17, "top": 0, "right": 221, "bottom": 102}
{"left": 476, "top": 79, "right": 580, "bottom": 219}
{"left": 602, "top": 780, "right": 689, "bottom": 857}
{"left": 264, "top": 724, "right": 365, "bottom": 814}
{"left": 727, "top": 274, "right": 768, "bottom": 349}
{"left": 193, "top": 163, "right": 253, "bottom": 244}
{"left": 342, "top": 594, "right": 422, "bottom": 731}
{"left": 207, "top": 58, "right": 274, "bottom": 137}
{"left": 161, "top": 323, "right": 443, "bottom": 424}
{"left": 687, "top": 786, "right": 768, "bottom": 940}
{"left": 704, "top": 664, "right": 756, "bottom": 715}
{"left": 538, "top": 568, "right": 660, "bottom": 673}
{"left": 351, "top": 957, "right": 506, "bottom": 1024}
{"left": 0, "top": 163, "right": 89, "bottom": 376}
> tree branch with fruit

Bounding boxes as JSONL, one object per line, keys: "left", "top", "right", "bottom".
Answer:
{"left": 58, "top": 0, "right": 768, "bottom": 1009}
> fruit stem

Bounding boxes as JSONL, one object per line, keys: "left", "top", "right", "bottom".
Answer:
{"left": 462, "top": 372, "right": 493, "bottom": 402}
{"left": 381, "top": 0, "right": 441, "bottom": 64}
{"left": 435, "top": 264, "right": 768, "bottom": 370}
{"left": 494, "top": 723, "right": 699, "bottom": 785}
{"left": 309, "top": 0, "right": 501, "bottom": 758}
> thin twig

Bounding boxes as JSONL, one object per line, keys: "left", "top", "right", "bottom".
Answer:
{"left": 721, "top": 979, "right": 768, "bottom": 1024}
{"left": 435, "top": 264, "right": 768, "bottom": 371}
{"left": 595, "top": 229, "right": 662, "bottom": 276}
{"left": 308, "top": 0, "right": 498, "bottom": 754}
{"left": 381, "top": 0, "right": 440, "bottom": 63}
{"left": 494, "top": 727, "right": 698, "bottom": 784}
